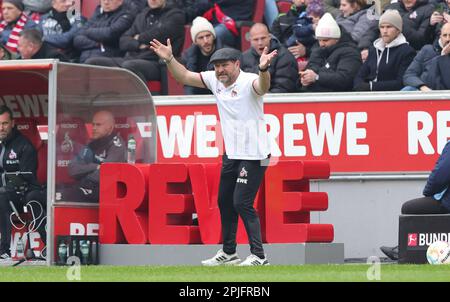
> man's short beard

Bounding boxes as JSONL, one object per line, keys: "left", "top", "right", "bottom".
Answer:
{"left": 217, "top": 73, "right": 229, "bottom": 84}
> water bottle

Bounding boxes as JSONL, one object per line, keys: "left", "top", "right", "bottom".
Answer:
{"left": 80, "top": 240, "right": 90, "bottom": 265}
{"left": 72, "top": 239, "right": 78, "bottom": 257}
{"left": 16, "top": 238, "right": 24, "bottom": 258}
{"left": 127, "top": 134, "right": 136, "bottom": 164}
{"left": 58, "top": 242, "right": 67, "bottom": 264}
{"left": 91, "top": 241, "right": 97, "bottom": 264}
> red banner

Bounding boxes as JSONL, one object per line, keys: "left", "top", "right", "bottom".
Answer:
{"left": 0, "top": 70, "right": 48, "bottom": 120}
{"left": 155, "top": 100, "right": 450, "bottom": 173}
{"left": 53, "top": 207, "right": 99, "bottom": 237}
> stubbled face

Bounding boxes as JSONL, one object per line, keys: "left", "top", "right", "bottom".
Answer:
{"left": 379, "top": 23, "right": 400, "bottom": 44}
{"left": 249, "top": 25, "right": 271, "bottom": 56}
{"left": 0, "top": 112, "right": 14, "bottom": 141}
{"left": 214, "top": 60, "right": 240, "bottom": 87}
{"left": 195, "top": 31, "right": 215, "bottom": 55}
{"left": 2, "top": 2, "right": 22, "bottom": 23}
{"left": 318, "top": 38, "right": 338, "bottom": 48}
{"left": 91, "top": 111, "right": 114, "bottom": 140}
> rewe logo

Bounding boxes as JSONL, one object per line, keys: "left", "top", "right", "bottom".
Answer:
{"left": 408, "top": 233, "right": 418, "bottom": 246}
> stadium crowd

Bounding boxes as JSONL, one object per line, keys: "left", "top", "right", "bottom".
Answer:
{"left": 1, "top": 0, "right": 450, "bottom": 93}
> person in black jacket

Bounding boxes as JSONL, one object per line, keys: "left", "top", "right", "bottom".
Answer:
{"left": 402, "top": 22, "right": 450, "bottom": 91}
{"left": 86, "top": 0, "right": 185, "bottom": 85}
{"left": 73, "top": 0, "right": 135, "bottom": 63}
{"left": 380, "top": 139, "right": 450, "bottom": 261}
{"left": 300, "top": 13, "right": 362, "bottom": 92}
{"left": 241, "top": 23, "right": 299, "bottom": 93}
{"left": 56, "top": 110, "right": 126, "bottom": 203}
{"left": 0, "top": 106, "right": 45, "bottom": 260}
{"left": 353, "top": 10, "right": 416, "bottom": 91}
{"left": 56, "top": 111, "right": 126, "bottom": 204}
{"left": 17, "top": 28, "right": 68, "bottom": 61}
{"left": 168, "top": 0, "right": 207, "bottom": 24}
{"left": 385, "top": 0, "right": 435, "bottom": 51}
{"left": 181, "top": 16, "right": 224, "bottom": 95}
{"left": 422, "top": 53, "right": 450, "bottom": 90}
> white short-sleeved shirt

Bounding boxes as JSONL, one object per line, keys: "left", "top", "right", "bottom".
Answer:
{"left": 200, "top": 70, "right": 270, "bottom": 160}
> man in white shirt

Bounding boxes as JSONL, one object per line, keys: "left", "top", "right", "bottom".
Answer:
{"left": 150, "top": 39, "right": 277, "bottom": 266}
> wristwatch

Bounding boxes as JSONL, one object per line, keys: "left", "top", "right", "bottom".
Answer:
{"left": 315, "top": 74, "right": 319, "bottom": 81}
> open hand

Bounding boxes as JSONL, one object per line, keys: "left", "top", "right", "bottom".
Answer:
{"left": 259, "top": 46, "right": 277, "bottom": 70}
{"left": 149, "top": 38, "right": 173, "bottom": 61}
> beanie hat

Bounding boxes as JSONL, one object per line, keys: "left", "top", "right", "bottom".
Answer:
{"left": 190, "top": 16, "right": 216, "bottom": 42}
{"left": 306, "top": 0, "right": 324, "bottom": 17}
{"left": 315, "top": 13, "right": 341, "bottom": 39}
{"left": 379, "top": 9, "right": 403, "bottom": 31}
{"left": 3, "top": 0, "right": 25, "bottom": 11}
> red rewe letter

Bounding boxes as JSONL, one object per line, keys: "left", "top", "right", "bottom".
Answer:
{"left": 265, "top": 161, "right": 334, "bottom": 243}
{"left": 148, "top": 164, "right": 201, "bottom": 244}
{"left": 188, "top": 163, "right": 222, "bottom": 244}
{"left": 99, "top": 163, "right": 148, "bottom": 244}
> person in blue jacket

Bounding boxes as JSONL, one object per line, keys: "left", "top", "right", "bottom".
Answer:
{"left": 380, "top": 140, "right": 450, "bottom": 260}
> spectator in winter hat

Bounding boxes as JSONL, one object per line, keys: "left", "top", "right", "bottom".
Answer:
{"left": 0, "top": 0, "right": 37, "bottom": 53}
{"left": 385, "top": 0, "right": 435, "bottom": 51}
{"left": 300, "top": 12, "right": 362, "bottom": 92}
{"left": 181, "top": 16, "right": 226, "bottom": 95}
{"left": 353, "top": 9, "right": 416, "bottom": 91}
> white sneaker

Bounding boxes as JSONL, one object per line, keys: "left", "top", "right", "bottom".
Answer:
{"left": 0, "top": 253, "right": 11, "bottom": 260}
{"left": 238, "top": 254, "right": 270, "bottom": 266}
{"left": 201, "top": 249, "right": 241, "bottom": 266}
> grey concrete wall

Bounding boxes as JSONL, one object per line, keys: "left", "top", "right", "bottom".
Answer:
{"left": 99, "top": 243, "right": 344, "bottom": 265}
{"left": 310, "top": 176, "right": 426, "bottom": 259}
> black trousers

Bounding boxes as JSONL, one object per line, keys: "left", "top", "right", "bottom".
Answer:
{"left": 401, "top": 196, "right": 450, "bottom": 214}
{"left": 0, "top": 188, "right": 46, "bottom": 254}
{"left": 57, "top": 183, "right": 99, "bottom": 203}
{"left": 0, "top": 191, "right": 21, "bottom": 254}
{"left": 218, "top": 154, "right": 269, "bottom": 258}
{"left": 84, "top": 57, "right": 161, "bottom": 83}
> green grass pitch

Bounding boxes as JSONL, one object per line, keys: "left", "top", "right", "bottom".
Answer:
{"left": 0, "top": 264, "right": 449, "bottom": 282}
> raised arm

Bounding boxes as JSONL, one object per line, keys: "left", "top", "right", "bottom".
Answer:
{"left": 253, "top": 46, "right": 278, "bottom": 95}
{"left": 150, "top": 39, "right": 206, "bottom": 89}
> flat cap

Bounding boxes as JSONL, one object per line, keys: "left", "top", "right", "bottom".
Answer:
{"left": 209, "top": 48, "right": 241, "bottom": 64}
